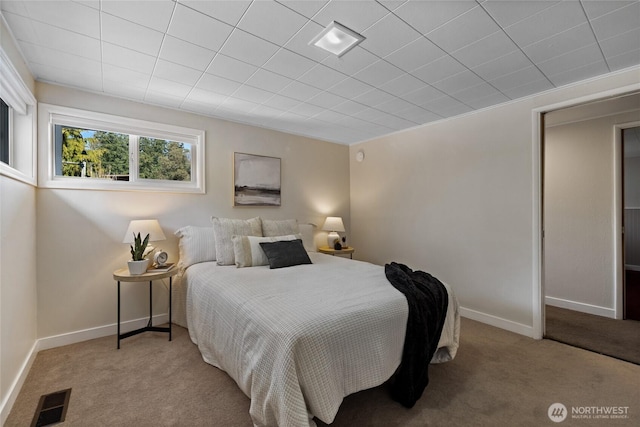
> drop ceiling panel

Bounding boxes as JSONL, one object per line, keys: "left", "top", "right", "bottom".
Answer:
{"left": 168, "top": 4, "right": 233, "bottom": 51}
{"left": 237, "top": 0, "right": 308, "bottom": 45}
{"left": 101, "top": 0, "right": 174, "bottom": 33}
{"left": 159, "top": 36, "right": 216, "bottom": 72}
{"left": 2, "top": 0, "right": 639, "bottom": 145}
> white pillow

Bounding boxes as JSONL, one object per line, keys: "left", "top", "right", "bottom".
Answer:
{"left": 262, "top": 218, "right": 299, "bottom": 237}
{"left": 175, "top": 226, "right": 216, "bottom": 271}
{"left": 232, "top": 234, "right": 300, "bottom": 268}
{"left": 211, "top": 217, "right": 263, "bottom": 265}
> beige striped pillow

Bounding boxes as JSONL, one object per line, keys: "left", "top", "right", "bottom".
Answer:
{"left": 211, "top": 217, "right": 263, "bottom": 265}
{"left": 232, "top": 234, "right": 300, "bottom": 268}
{"left": 262, "top": 218, "right": 299, "bottom": 237}
{"left": 175, "top": 226, "right": 216, "bottom": 271}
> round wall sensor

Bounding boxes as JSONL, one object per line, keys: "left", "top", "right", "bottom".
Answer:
{"left": 356, "top": 150, "right": 365, "bottom": 162}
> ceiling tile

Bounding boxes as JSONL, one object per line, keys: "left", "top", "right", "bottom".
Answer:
{"left": 471, "top": 50, "right": 533, "bottom": 81}
{"left": 489, "top": 66, "right": 548, "bottom": 92}
{"left": 606, "top": 48, "right": 640, "bottom": 71}
{"left": 31, "top": 20, "right": 101, "bottom": 60}
{"left": 419, "top": 95, "right": 472, "bottom": 116}
{"left": 101, "top": 13, "right": 163, "bottom": 56}
{"left": 450, "top": 31, "right": 518, "bottom": 69}
{"left": 297, "top": 64, "right": 348, "bottom": 90}
{"left": 24, "top": 0, "right": 99, "bottom": 38}
{"left": 427, "top": 6, "right": 501, "bottom": 53}
{"left": 232, "top": 85, "right": 276, "bottom": 104}
{"left": 220, "top": 29, "right": 280, "bottom": 67}
{"left": 307, "top": 91, "right": 348, "bottom": 109}
{"left": 411, "top": 55, "right": 466, "bottom": 84}
{"left": 196, "top": 73, "right": 243, "bottom": 96}
{"left": 548, "top": 60, "right": 610, "bottom": 87}
{"left": 377, "top": 1, "right": 407, "bottom": 12}
{"left": 537, "top": 44, "right": 606, "bottom": 77}
{"left": 321, "top": 46, "right": 378, "bottom": 76}
{"left": 311, "top": 1, "right": 388, "bottom": 34}
{"left": 101, "top": 0, "right": 174, "bottom": 33}
{"left": 352, "top": 60, "right": 404, "bottom": 87}
{"left": 327, "top": 78, "right": 374, "bottom": 99}
{"left": 502, "top": 79, "right": 554, "bottom": 99}
{"left": 582, "top": 0, "right": 636, "bottom": 20}
{"left": 504, "top": 1, "right": 587, "bottom": 47}
{"left": 102, "top": 63, "right": 152, "bottom": 89}
{"left": 331, "top": 100, "right": 369, "bottom": 116}
{"left": 237, "top": 0, "right": 308, "bottom": 45}
{"left": 288, "top": 102, "right": 325, "bottom": 117}
{"left": 523, "top": 23, "right": 597, "bottom": 64}
{"left": 277, "top": 1, "right": 328, "bottom": 19}
{"left": 393, "top": 0, "right": 476, "bottom": 35}
{"left": 432, "top": 70, "right": 485, "bottom": 94}
{"left": 20, "top": 43, "right": 101, "bottom": 76}
{"left": 1, "top": 12, "right": 38, "bottom": 44}
{"left": 217, "top": 97, "right": 260, "bottom": 114}
{"left": 180, "top": 0, "right": 251, "bottom": 26}
{"left": 375, "top": 114, "right": 419, "bottom": 130}
{"left": 384, "top": 37, "right": 446, "bottom": 73}
{"left": 353, "top": 107, "right": 390, "bottom": 123}
{"left": 246, "top": 69, "right": 294, "bottom": 93}
{"left": 402, "top": 85, "right": 445, "bottom": 106}
{"left": 103, "top": 42, "right": 156, "bottom": 74}
{"left": 379, "top": 73, "right": 426, "bottom": 97}
{"left": 263, "top": 49, "right": 316, "bottom": 79}
{"left": 206, "top": 54, "right": 259, "bottom": 83}
{"left": 481, "top": 0, "right": 560, "bottom": 28}
{"left": 145, "top": 90, "right": 185, "bottom": 108}
{"left": 278, "top": 81, "right": 323, "bottom": 102}
{"left": 464, "top": 91, "right": 510, "bottom": 109}
{"left": 395, "top": 105, "right": 440, "bottom": 123}
{"left": 591, "top": 2, "right": 640, "bottom": 40}
{"left": 31, "top": 61, "right": 103, "bottom": 92}
{"left": 361, "top": 12, "right": 421, "bottom": 58}
{"left": 184, "top": 88, "right": 228, "bottom": 106}
{"left": 353, "top": 89, "right": 397, "bottom": 107}
{"left": 1, "top": 1, "right": 29, "bottom": 16}
{"left": 600, "top": 28, "right": 640, "bottom": 60}
{"left": 102, "top": 80, "right": 147, "bottom": 101}
{"left": 452, "top": 82, "right": 503, "bottom": 103}
{"left": 265, "top": 94, "right": 302, "bottom": 111}
{"left": 314, "top": 109, "right": 348, "bottom": 123}
{"left": 154, "top": 60, "right": 202, "bottom": 86}
{"left": 375, "top": 97, "right": 416, "bottom": 115}
{"left": 159, "top": 36, "right": 216, "bottom": 72}
{"left": 168, "top": 4, "right": 234, "bottom": 51}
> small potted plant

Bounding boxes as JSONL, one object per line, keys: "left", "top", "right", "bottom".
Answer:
{"left": 127, "top": 232, "right": 150, "bottom": 275}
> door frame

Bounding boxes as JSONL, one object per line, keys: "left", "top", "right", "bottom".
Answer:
{"left": 532, "top": 84, "right": 640, "bottom": 339}
{"left": 615, "top": 121, "right": 640, "bottom": 319}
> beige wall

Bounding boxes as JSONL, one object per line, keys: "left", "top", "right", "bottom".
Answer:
{"left": 0, "top": 17, "right": 38, "bottom": 423}
{"left": 350, "top": 68, "right": 640, "bottom": 335}
{"left": 544, "top": 111, "right": 640, "bottom": 316}
{"left": 34, "top": 82, "right": 350, "bottom": 339}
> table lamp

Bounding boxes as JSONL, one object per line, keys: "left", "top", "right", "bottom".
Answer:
{"left": 122, "top": 219, "right": 166, "bottom": 257}
{"left": 322, "top": 216, "right": 345, "bottom": 248}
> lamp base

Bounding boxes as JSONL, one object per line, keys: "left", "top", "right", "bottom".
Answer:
{"left": 327, "top": 232, "right": 340, "bottom": 248}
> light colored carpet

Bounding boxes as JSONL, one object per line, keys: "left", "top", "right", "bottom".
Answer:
{"left": 545, "top": 305, "right": 640, "bottom": 365}
{"left": 6, "top": 318, "right": 639, "bottom": 426}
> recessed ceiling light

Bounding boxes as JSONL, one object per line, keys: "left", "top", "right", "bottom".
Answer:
{"left": 310, "top": 21, "right": 365, "bottom": 57}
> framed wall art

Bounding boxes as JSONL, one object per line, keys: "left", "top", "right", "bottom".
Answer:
{"left": 233, "top": 152, "right": 281, "bottom": 207}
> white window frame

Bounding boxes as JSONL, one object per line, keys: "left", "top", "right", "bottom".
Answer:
{"left": 38, "top": 103, "right": 206, "bottom": 193}
{"left": 0, "top": 46, "right": 37, "bottom": 186}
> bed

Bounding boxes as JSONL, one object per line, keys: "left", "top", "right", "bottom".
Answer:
{"left": 176, "top": 249, "right": 459, "bottom": 427}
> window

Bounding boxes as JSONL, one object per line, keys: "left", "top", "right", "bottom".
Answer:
{"left": 0, "top": 47, "right": 37, "bottom": 184}
{"left": 40, "top": 104, "right": 205, "bottom": 193}
{"left": 0, "top": 98, "right": 9, "bottom": 164}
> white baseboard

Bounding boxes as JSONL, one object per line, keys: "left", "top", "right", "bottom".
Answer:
{"left": 37, "top": 313, "right": 170, "bottom": 351}
{"left": 459, "top": 306, "right": 535, "bottom": 338}
{"left": 1, "top": 313, "right": 169, "bottom": 424}
{"left": 545, "top": 296, "right": 615, "bottom": 318}
{"left": 0, "top": 341, "right": 38, "bottom": 425}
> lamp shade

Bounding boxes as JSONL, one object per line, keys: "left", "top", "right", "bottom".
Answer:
{"left": 321, "top": 216, "right": 345, "bottom": 232}
{"left": 122, "top": 219, "right": 166, "bottom": 243}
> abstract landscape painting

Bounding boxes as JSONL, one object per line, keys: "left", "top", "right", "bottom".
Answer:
{"left": 234, "top": 153, "right": 281, "bottom": 206}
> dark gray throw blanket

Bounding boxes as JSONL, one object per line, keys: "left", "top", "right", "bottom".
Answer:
{"left": 384, "top": 262, "right": 449, "bottom": 408}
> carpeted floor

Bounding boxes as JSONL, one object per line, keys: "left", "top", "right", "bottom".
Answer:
{"left": 6, "top": 318, "right": 639, "bottom": 426}
{"left": 545, "top": 305, "right": 640, "bottom": 365}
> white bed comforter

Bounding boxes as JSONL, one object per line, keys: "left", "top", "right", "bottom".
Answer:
{"left": 185, "top": 253, "right": 459, "bottom": 427}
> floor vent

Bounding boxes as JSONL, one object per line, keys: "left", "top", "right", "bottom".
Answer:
{"left": 31, "top": 388, "right": 71, "bottom": 427}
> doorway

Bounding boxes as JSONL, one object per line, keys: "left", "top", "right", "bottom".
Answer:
{"left": 623, "top": 126, "right": 640, "bottom": 321}
{"left": 541, "top": 93, "right": 640, "bottom": 364}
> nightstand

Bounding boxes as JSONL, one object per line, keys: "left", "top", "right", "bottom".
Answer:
{"left": 113, "top": 266, "right": 178, "bottom": 349}
{"left": 318, "top": 246, "right": 355, "bottom": 259}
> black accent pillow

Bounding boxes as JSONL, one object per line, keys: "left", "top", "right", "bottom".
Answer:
{"left": 259, "top": 239, "right": 312, "bottom": 269}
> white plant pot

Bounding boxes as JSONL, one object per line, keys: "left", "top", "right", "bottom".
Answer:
{"left": 127, "top": 259, "right": 150, "bottom": 275}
